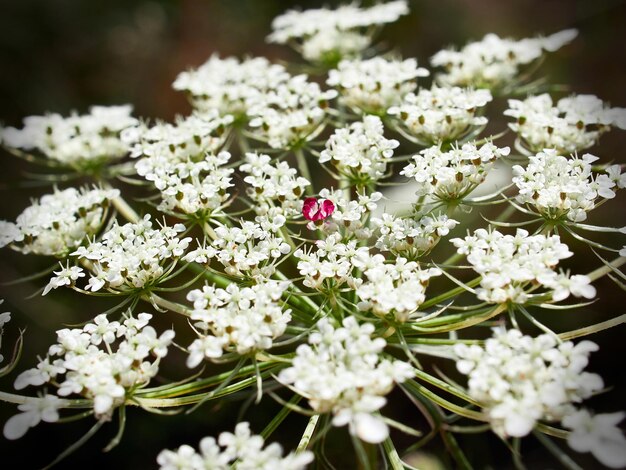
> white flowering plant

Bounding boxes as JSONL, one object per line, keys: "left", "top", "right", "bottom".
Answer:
{"left": 1, "top": 1, "right": 626, "bottom": 468}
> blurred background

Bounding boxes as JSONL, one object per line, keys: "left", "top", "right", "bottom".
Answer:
{"left": 0, "top": 0, "right": 625, "bottom": 468}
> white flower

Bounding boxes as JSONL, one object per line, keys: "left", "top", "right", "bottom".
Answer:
{"left": 247, "top": 74, "right": 336, "bottom": 149}
{"left": 43, "top": 263, "right": 85, "bottom": 296}
{"left": 388, "top": 86, "right": 492, "bottom": 144}
{"left": 372, "top": 213, "right": 458, "bottom": 257}
{"left": 172, "top": 55, "right": 290, "bottom": 116}
{"left": 157, "top": 422, "right": 313, "bottom": 469}
{"left": 268, "top": 1, "right": 409, "bottom": 63}
{"left": 240, "top": 152, "right": 310, "bottom": 217}
{"left": 66, "top": 215, "right": 191, "bottom": 294}
{"left": 400, "top": 141, "right": 510, "bottom": 201}
{"left": 505, "top": 93, "right": 626, "bottom": 154}
{"left": 0, "top": 186, "right": 119, "bottom": 257}
{"left": 455, "top": 328, "right": 604, "bottom": 438}
{"left": 431, "top": 30, "right": 577, "bottom": 89}
{"left": 512, "top": 149, "right": 621, "bottom": 222}
{"left": 3, "top": 394, "right": 65, "bottom": 440}
{"left": 327, "top": 57, "right": 429, "bottom": 114}
{"left": 355, "top": 253, "right": 441, "bottom": 322}
{"left": 1, "top": 105, "right": 138, "bottom": 167}
{"left": 563, "top": 409, "right": 626, "bottom": 468}
{"left": 185, "top": 280, "right": 292, "bottom": 364}
{"left": 319, "top": 115, "right": 398, "bottom": 181}
{"left": 279, "top": 316, "right": 413, "bottom": 443}
{"left": 451, "top": 228, "right": 592, "bottom": 304}
{"left": 12, "top": 312, "right": 174, "bottom": 420}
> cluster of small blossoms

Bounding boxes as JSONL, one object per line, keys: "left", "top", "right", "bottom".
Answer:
{"left": 371, "top": 212, "right": 458, "bottom": 258}
{"left": 505, "top": 93, "right": 626, "bottom": 154}
{"left": 294, "top": 233, "right": 364, "bottom": 290}
{"left": 0, "top": 186, "right": 119, "bottom": 257}
{"left": 279, "top": 317, "right": 414, "bottom": 443}
{"left": 388, "top": 86, "right": 492, "bottom": 145}
{"left": 125, "top": 112, "right": 235, "bottom": 217}
{"left": 455, "top": 328, "right": 603, "bottom": 438}
{"left": 512, "top": 149, "right": 625, "bottom": 222}
{"left": 45, "top": 215, "right": 191, "bottom": 295}
{"left": 451, "top": 228, "right": 596, "bottom": 304}
{"left": 431, "top": 29, "right": 578, "bottom": 89}
{"left": 239, "top": 152, "right": 310, "bottom": 217}
{"left": 140, "top": 150, "right": 234, "bottom": 217}
{"left": 185, "top": 217, "right": 291, "bottom": 278}
{"left": 5, "top": 313, "right": 174, "bottom": 438}
{"left": 157, "top": 422, "right": 313, "bottom": 470}
{"left": 185, "top": 280, "right": 291, "bottom": 366}
{"left": 354, "top": 252, "right": 441, "bottom": 322}
{"left": 127, "top": 112, "right": 232, "bottom": 164}
{"left": 172, "top": 55, "right": 290, "bottom": 117}
{"left": 247, "top": 75, "right": 337, "bottom": 149}
{"left": 312, "top": 188, "right": 382, "bottom": 238}
{"left": 0, "top": 299, "right": 10, "bottom": 364}
{"left": 326, "top": 57, "right": 429, "bottom": 115}
{"left": 319, "top": 115, "right": 399, "bottom": 181}
{"left": 400, "top": 141, "right": 510, "bottom": 201}
{"left": 267, "top": 1, "right": 408, "bottom": 63}
{"left": 1, "top": 105, "right": 138, "bottom": 167}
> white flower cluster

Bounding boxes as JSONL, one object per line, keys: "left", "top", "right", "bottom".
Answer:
{"left": 127, "top": 112, "right": 232, "bottom": 163}
{"left": 455, "top": 328, "right": 603, "bottom": 438}
{"left": 512, "top": 149, "right": 625, "bottom": 222}
{"left": 451, "top": 228, "right": 596, "bottom": 304}
{"left": 431, "top": 29, "right": 578, "bottom": 89}
{"left": 0, "top": 186, "right": 119, "bottom": 257}
{"left": 1, "top": 105, "right": 138, "bottom": 167}
{"left": 400, "top": 141, "right": 510, "bottom": 201}
{"left": 313, "top": 188, "right": 382, "bottom": 238}
{"left": 8, "top": 312, "right": 173, "bottom": 435}
{"left": 127, "top": 113, "right": 235, "bottom": 216}
{"left": 45, "top": 215, "right": 191, "bottom": 295}
{"left": 279, "top": 317, "right": 414, "bottom": 443}
{"left": 354, "top": 253, "right": 441, "bottom": 322}
{"left": 172, "top": 55, "right": 290, "bottom": 116}
{"left": 248, "top": 75, "right": 337, "bottom": 149}
{"left": 388, "top": 86, "right": 492, "bottom": 144}
{"left": 184, "top": 218, "right": 291, "bottom": 278}
{"left": 327, "top": 57, "right": 429, "bottom": 114}
{"left": 157, "top": 422, "right": 313, "bottom": 470}
{"left": 267, "top": 1, "right": 408, "bottom": 63}
{"left": 240, "top": 152, "right": 310, "bottom": 217}
{"left": 371, "top": 213, "right": 458, "bottom": 258}
{"left": 185, "top": 280, "right": 291, "bottom": 366}
{"left": 505, "top": 93, "right": 626, "bottom": 154}
{"left": 294, "top": 233, "right": 364, "bottom": 290}
{"left": 319, "top": 115, "right": 399, "bottom": 181}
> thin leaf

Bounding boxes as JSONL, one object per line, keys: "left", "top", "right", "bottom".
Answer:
{"left": 103, "top": 405, "right": 126, "bottom": 452}
{"left": 0, "top": 329, "right": 25, "bottom": 377}
{"left": 533, "top": 430, "right": 583, "bottom": 470}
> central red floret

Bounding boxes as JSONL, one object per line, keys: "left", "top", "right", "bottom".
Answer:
{"left": 302, "top": 197, "right": 335, "bottom": 221}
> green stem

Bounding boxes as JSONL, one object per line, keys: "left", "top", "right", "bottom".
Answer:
{"left": 558, "top": 314, "right": 626, "bottom": 341}
{"left": 294, "top": 148, "right": 314, "bottom": 195}
{"left": 296, "top": 414, "right": 320, "bottom": 453}
{"left": 420, "top": 277, "right": 482, "bottom": 310}
{"left": 586, "top": 256, "right": 626, "bottom": 282}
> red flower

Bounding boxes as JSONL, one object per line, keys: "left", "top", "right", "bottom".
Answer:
{"left": 302, "top": 197, "right": 335, "bottom": 221}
